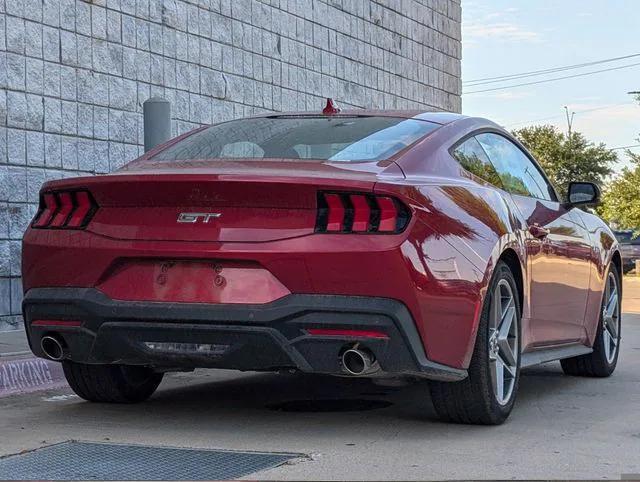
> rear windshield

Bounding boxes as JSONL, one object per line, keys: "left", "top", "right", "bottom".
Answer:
{"left": 151, "top": 116, "right": 440, "bottom": 162}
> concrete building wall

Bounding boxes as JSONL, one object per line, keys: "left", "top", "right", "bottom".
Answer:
{"left": 0, "top": 0, "right": 461, "bottom": 330}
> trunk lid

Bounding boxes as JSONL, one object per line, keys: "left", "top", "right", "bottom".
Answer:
{"left": 45, "top": 160, "right": 403, "bottom": 242}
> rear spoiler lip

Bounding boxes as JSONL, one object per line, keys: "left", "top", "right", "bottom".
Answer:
{"left": 41, "top": 159, "right": 406, "bottom": 192}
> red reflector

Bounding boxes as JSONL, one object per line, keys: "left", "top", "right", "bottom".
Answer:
{"left": 33, "top": 193, "right": 59, "bottom": 228}
{"left": 66, "top": 191, "right": 92, "bottom": 228}
{"left": 31, "top": 319, "right": 82, "bottom": 327}
{"left": 325, "top": 193, "right": 345, "bottom": 231}
{"left": 377, "top": 197, "right": 397, "bottom": 232}
{"left": 306, "top": 328, "right": 389, "bottom": 339}
{"left": 49, "top": 192, "right": 74, "bottom": 227}
{"left": 350, "top": 195, "right": 370, "bottom": 232}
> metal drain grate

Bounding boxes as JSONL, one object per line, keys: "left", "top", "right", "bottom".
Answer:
{"left": 0, "top": 441, "right": 301, "bottom": 480}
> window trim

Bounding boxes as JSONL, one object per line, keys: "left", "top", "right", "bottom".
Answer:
{"left": 448, "top": 128, "right": 560, "bottom": 203}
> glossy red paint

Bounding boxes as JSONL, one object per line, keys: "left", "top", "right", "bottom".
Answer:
{"left": 97, "top": 260, "right": 291, "bottom": 304}
{"left": 21, "top": 111, "right": 620, "bottom": 371}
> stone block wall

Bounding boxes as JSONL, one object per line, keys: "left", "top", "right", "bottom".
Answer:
{"left": 0, "top": 0, "right": 461, "bottom": 329}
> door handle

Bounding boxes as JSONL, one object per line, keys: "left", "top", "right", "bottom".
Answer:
{"left": 529, "top": 225, "right": 550, "bottom": 239}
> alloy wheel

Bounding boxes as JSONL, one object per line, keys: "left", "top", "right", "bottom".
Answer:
{"left": 488, "top": 279, "right": 519, "bottom": 405}
{"left": 602, "top": 272, "right": 620, "bottom": 364}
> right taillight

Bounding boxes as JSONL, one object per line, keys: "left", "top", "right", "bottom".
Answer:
{"left": 32, "top": 189, "right": 98, "bottom": 229}
{"left": 315, "top": 192, "right": 410, "bottom": 234}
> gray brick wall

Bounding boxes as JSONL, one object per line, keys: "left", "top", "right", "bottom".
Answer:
{"left": 0, "top": 0, "right": 461, "bottom": 330}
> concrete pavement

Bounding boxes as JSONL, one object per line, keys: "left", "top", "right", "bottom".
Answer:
{"left": 0, "top": 330, "right": 29, "bottom": 358}
{"left": 624, "top": 276, "right": 640, "bottom": 314}
{"left": 0, "top": 320, "right": 639, "bottom": 479}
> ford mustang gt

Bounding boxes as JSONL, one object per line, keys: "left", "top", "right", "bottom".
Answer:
{"left": 22, "top": 101, "right": 622, "bottom": 424}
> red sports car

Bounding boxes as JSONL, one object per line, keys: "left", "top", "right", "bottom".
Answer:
{"left": 22, "top": 102, "right": 622, "bottom": 424}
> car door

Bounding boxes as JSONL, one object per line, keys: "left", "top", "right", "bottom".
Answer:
{"left": 476, "top": 133, "right": 591, "bottom": 347}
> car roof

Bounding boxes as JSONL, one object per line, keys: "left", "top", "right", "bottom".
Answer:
{"left": 255, "top": 110, "right": 468, "bottom": 125}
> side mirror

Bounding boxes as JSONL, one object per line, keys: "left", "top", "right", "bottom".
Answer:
{"left": 567, "top": 182, "right": 601, "bottom": 207}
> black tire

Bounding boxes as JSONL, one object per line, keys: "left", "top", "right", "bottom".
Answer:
{"left": 62, "top": 361, "right": 163, "bottom": 403}
{"left": 429, "top": 261, "right": 522, "bottom": 425}
{"left": 561, "top": 263, "right": 621, "bottom": 377}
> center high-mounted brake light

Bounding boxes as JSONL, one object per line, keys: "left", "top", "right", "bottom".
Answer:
{"left": 32, "top": 190, "right": 98, "bottom": 229}
{"left": 315, "top": 192, "right": 411, "bottom": 234}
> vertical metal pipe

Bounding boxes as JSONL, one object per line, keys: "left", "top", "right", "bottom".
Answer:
{"left": 143, "top": 97, "right": 171, "bottom": 152}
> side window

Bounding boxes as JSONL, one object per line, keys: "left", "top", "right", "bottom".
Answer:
{"left": 476, "top": 133, "right": 555, "bottom": 201}
{"left": 452, "top": 137, "right": 503, "bottom": 188}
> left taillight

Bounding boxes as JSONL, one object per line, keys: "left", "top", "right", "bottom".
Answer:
{"left": 32, "top": 189, "right": 98, "bottom": 229}
{"left": 315, "top": 191, "right": 411, "bottom": 234}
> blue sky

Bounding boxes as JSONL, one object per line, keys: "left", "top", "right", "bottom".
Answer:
{"left": 461, "top": 0, "right": 640, "bottom": 168}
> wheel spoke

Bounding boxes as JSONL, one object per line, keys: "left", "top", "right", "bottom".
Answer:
{"left": 498, "top": 336, "right": 517, "bottom": 366}
{"left": 494, "top": 358, "right": 504, "bottom": 402}
{"left": 491, "top": 286, "right": 501, "bottom": 330}
{"left": 497, "top": 294, "right": 516, "bottom": 367}
{"left": 603, "top": 330, "right": 612, "bottom": 360}
{"left": 605, "top": 290, "right": 618, "bottom": 319}
{"left": 501, "top": 354, "right": 516, "bottom": 378}
{"left": 606, "top": 317, "right": 618, "bottom": 339}
{"left": 498, "top": 305, "right": 515, "bottom": 338}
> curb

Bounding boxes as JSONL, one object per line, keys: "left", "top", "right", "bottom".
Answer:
{"left": 0, "top": 355, "right": 68, "bottom": 398}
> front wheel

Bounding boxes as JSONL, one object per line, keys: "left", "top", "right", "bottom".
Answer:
{"left": 429, "top": 261, "right": 521, "bottom": 425}
{"left": 62, "top": 361, "right": 164, "bottom": 403}
{"left": 561, "top": 263, "right": 621, "bottom": 377}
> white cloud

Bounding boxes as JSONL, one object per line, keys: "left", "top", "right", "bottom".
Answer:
{"left": 577, "top": 103, "right": 640, "bottom": 127}
{"left": 545, "top": 103, "right": 639, "bottom": 168}
{"left": 463, "top": 22, "right": 542, "bottom": 42}
{"left": 462, "top": 2, "right": 541, "bottom": 44}
{"left": 472, "top": 91, "right": 533, "bottom": 101}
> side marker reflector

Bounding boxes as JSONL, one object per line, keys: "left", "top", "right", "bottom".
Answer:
{"left": 31, "top": 320, "right": 83, "bottom": 327}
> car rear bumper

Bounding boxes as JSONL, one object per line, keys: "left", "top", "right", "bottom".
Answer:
{"left": 22, "top": 288, "right": 467, "bottom": 382}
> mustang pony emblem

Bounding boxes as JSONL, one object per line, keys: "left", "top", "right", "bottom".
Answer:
{"left": 177, "top": 212, "right": 222, "bottom": 223}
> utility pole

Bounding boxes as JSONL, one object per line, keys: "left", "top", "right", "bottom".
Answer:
{"left": 564, "top": 105, "right": 575, "bottom": 161}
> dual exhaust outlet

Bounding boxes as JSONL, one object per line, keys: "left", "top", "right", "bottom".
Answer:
{"left": 341, "top": 345, "right": 379, "bottom": 376}
{"left": 40, "top": 335, "right": 67, "bottom": 361}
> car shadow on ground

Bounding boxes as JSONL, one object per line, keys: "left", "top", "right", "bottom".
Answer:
{"left": 49, "top": 361, "right": 588, "bottom": 431}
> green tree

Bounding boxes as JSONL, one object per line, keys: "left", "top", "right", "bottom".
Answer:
{"left": 600, "top": 148, "right": 640, "bottom": 232}
{"left": 600, "top": 95, "right": 640, "bottom": 233}
{"left": 512, "top": 125, "right": 617, "bottom": 199}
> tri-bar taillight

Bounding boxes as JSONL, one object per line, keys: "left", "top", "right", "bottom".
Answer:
{"left": 32, "top": 190, "right": 98, "bottom": 229}
{"left": 315, "top": 192, "right": 410, "bottom": 234}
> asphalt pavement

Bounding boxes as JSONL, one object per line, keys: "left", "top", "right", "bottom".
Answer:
{"left": 1, "top": 281, "right": 639, "bottom": 480}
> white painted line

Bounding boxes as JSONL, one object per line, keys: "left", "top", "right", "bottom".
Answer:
{"left": 0, "top": 357, "right": 68, "bottom": 397}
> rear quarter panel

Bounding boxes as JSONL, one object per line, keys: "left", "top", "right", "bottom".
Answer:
{"left": 375, "top": 178, "right": 526, "bottom": 368}
{"left": 573, "top": 209, "right": 620, "bottom": 344}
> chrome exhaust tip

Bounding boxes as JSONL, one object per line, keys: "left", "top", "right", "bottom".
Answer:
{"left": 41, "top": 335, "right": 66, "bottom": 361}
{"left": 341, "top": 347, "right": 379, "bottom": 376}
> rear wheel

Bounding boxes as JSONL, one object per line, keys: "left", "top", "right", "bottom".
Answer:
{"left": 62, "top": 361, "right": 163, "bottom": 403}
{"left": 429, "top": 261, "right": 521, "bottom": 425}
{"left": 561, "top": 264, "right": 621, "bottom": 377}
